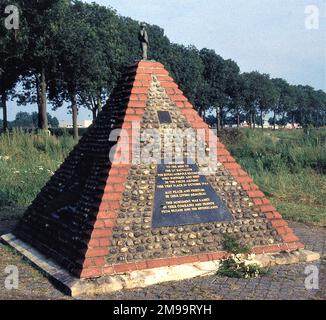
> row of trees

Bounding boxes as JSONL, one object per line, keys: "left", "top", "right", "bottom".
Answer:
{"left": 1, "top": 0, "right": 326, "bottom": 138}
{"left": 0, "top": 111, "right": 59, "bottom": 129}
{"left": 198, "top": 51, "right": 326, "bottom": 130}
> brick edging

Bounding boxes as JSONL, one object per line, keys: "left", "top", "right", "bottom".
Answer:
{"left": 99, "top": 241, "right": 304, "bottom": 277}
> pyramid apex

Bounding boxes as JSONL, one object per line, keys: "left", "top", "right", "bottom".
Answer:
{"left": 128, "top": 60, "right": 164, "bottom": 69}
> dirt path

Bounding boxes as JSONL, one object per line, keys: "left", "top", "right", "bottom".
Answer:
{"left": 0, "top": 219, "right": 325, "bottom": 300}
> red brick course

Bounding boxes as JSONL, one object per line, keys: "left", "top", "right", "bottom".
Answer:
{"left": 79, "top": 240, "right": 304, "bottom": 278}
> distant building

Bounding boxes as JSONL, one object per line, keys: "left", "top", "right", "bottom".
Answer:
{"left": 240, "top": 121, "right": 250, "bottom": 128}
{"left": 59, "top": 120, "right": 92, "bottom": 129}
{"left": 239, "top": 121, "right": 280, "bottom": 129}
{"left": 284, "top": 123, "right": 301, "bottom": 129}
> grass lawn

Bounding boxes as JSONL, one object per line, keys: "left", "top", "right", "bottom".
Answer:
{"left": 221, "top": 128, "right": 326, "bottom": 226}
{"left": 253, "top": 170, "right": 326, "bottom": 226}
{"left": 0, "top": 129, "right": 76, "bottom": 208}
{"left": 0, "top": 128, "right": 325, "bottom": 226}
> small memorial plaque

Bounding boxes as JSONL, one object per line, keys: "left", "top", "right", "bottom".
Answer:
{"left": 157, "top": 111, "right": 172, "bottom": 124}
{"left": 152, "top": 162, "right": 233, "bottom": 228}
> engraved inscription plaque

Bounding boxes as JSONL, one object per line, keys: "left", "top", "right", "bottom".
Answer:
{"left": 152, "top": 162, "right": 233, "bottom": 228}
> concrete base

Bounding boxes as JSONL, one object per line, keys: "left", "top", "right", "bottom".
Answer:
{"left": 1, "top": 233, "right": 320, "bottom": 297}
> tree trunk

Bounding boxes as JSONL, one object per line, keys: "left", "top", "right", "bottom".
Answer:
{"left": 92, "top": 108, "right": 97, "bottom": 122}
{"left": 237, "top": 109, "right": 240, "bottom": 128}
{"left": 97, "top": 97, "right": 102, "bottom": 113}
{"left": 38, "top": 67, "right": 48, "bottom": 130}
{"left": 292, "top": 113, "right": 295, "bottom": 128}
{"left": 249, "top": 112, "right": 253, "bottom": 129}
{"left": 260, "top": 111, "right": 264, "bottom": 129}
{"left": 216, "top": 106, "right": 221, "bottom": 132}
{"left": 253, "top": 112, "right": 256, "bottom": 129}
{"left": 71, "top": 94, "right": 78, "bottom": 141}
{"left": 282, "top": 112, "right": 286, "bottom": 128}
{"left": 220, "top": 108, "right": 224, "bottom": 128}
{"left": 273, "top": 111, "right": 276, "bottom": 131}
{"left": 1, "top": 91, "right": 8, "bottom": 132}
{"left": 36, "top": 75, "right": 41, "bottom": 128}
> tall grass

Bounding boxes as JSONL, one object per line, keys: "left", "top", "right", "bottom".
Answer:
{"left": 222, "top": 128, "right": 326, "bottom": 226}
{"left": 0, "top": 129, "right": 75, "bottom": 207}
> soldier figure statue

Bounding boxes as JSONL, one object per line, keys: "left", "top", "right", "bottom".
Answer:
{"left": 139, "top": 23, "right": 149, "bottom": 60}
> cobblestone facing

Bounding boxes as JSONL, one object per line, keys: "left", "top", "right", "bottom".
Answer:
{"left": 0, "top": 220, "right": 324, "bottom": 300}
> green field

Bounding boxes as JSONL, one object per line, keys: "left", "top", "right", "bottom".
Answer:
{"left": 0, "top": 129, "right": 75, "bottom": 209}
{"left": 0, "top": 128, "right": 325, "bottom": 226}
{"left": 221, "top": 128, "right": 326, "bottom": 226}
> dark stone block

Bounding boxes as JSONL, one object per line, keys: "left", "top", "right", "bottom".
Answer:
{"left": 157, "top": 111, "right": 172, "bottom": 124}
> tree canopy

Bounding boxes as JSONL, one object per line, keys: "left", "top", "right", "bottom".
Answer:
{"left": 1, "top": 0, "right": 325, "bottom": 133}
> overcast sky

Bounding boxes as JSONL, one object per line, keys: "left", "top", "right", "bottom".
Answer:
{"left": 5, "top": 0, "right": 326, "bottom": 122}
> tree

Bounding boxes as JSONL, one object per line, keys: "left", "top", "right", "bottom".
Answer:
{"left": 223, "top": 59, "right": 241, "bottom": 127}
{"left": 313, "top": 90, "right": 326, "bottom": 127}
{"left": 241, "top": 72, "right": 278, "bottom": 129}
{"left": 49, "top": 1, "right": 106, "bottom": 140}
{"left": 13, "top": 111, "right": 33, "bottom": 128}
{"left": 271, "top": 79, "right": 299, "bottom": 130}
{"left": 49, "top": 114, "right": 59, "bottom": 128}
{"left": 228, "top": 75, "right": 246, "bottom": 128}
{"left": 73, "top": 1, "right": 123, "bottom": 120}
{"left": 295, "top": 86, "right": 326, "bottom": 129}
{"left": 199, "top": 49, "right": 229, "bottom": 130}
{"left": 166, "top": 44, "right": 204, "bottom": 108}
{"left": 286, "top": 85, "right": 301, "bottom": 128}
{"left": 0, "top": 0, "right": 28, "bottom": 131}
{"left": 18, "top": 0, "right": 69, "bottom": 130}
{"left": 11, "top": 111, "right": 58, "bottom": 128}
{"left": 270, "top": 79, "right": 284, "bottom": 130}
{"left": 258, "top": 75, "right": 278, "bottom": 129}
{"left": 31, "top": 112, "right": 58, "bottom": 128}
{"left": 241, "top": 72, "right": 260, "bottom": 129}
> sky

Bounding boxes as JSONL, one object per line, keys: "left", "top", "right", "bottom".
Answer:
{"left": 4, "top": 0, "right": 326, "bottom": 122}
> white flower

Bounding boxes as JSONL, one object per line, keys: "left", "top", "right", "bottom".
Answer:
{"left": 247, "top": 253, "right": 256, "bottom": 261}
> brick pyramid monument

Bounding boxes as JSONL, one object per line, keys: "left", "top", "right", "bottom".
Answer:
{"left": 2, "top": 60, "right": 307, "bottom": 294}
